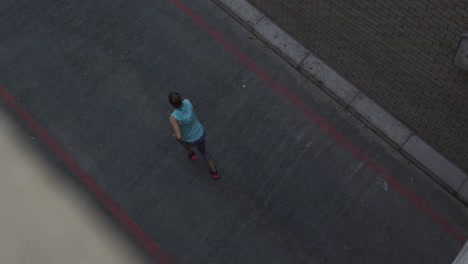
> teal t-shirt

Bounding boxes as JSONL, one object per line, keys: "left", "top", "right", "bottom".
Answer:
{"left": 171, "top": 99, "right": 204, "bottom": 143}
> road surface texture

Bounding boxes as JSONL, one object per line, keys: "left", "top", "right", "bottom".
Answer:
{"left": 0, "top": 110, "right": 151, "bottom": 264}
{"left": 0, "top": 0, "right": 467, "bottom": 263}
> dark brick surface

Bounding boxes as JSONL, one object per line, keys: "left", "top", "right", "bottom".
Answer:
{"left": 1, "top": 0, "right": 468, "bottom": 263}
{"left": 248, "top": 0, "right": 468, "bottom": 172}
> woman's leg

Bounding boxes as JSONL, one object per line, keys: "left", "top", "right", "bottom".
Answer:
{"left": 195, "top": 135, "right": 217, "bottom": 173}
{"left": 178, "top": 140, "right": 194, "bottom": 154}
{"left": 177, "top": 136, "right": 197, "bottom": 160}
{"left": 206, "top": 159, "right": 217, "bottom": 173}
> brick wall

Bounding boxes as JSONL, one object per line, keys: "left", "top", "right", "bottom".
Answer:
{"left": 248, "top": 0, "right": 468, "bottom": 172}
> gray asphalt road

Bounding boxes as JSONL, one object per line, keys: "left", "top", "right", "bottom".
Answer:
{"left": 1, "top": 0, "right": 467, "bottom": 263}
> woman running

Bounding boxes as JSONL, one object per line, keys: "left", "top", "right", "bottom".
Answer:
{"left": 168, "top": 92, "right": 219, "bottom": 179}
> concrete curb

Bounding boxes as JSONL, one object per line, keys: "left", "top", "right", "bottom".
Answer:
{"left": 212, "top": 0, "right": 468, "bottom": 204}
{"left": 253, "top": 17, "right": 310, "bottom": 66}
{"left": 452, "top": 241, "right": 468, "bottom": 264}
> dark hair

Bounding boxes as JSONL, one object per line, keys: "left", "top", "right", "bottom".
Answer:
{"left": 168, "top": 92, "right": 182, "bottom": 108}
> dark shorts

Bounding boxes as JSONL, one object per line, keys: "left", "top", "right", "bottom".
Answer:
{"left": 183, "top": 132, "right": 211, "bottom": 160}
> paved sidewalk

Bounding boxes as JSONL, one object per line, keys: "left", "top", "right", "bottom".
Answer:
{"left": 213, "top": 0, "right": 468, "bottom": 203}
{"left": 244, "top": 0, "right": 468, "bottom": 175}
{"left": 1, "top": 0, "right": 468, "bottom": 263}
{"left": 0, "top": 111, "right": 150, "bottom": 264}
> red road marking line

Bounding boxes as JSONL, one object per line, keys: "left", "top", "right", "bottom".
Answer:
{"left": 0, "top": 84, "right": 175, "bottom": 264}
{"left": 0, "top": 1, "right": 465, "bottom": 261}
{"left": 170, "top": 0, "right": 467, "bottom": 244}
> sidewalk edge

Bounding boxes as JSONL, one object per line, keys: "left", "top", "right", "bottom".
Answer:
{"left": 211, "top": 0, "right": 468, "bottom": 204}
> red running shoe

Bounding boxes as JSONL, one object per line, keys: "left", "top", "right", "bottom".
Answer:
{"left": 210, "top": 170, "right": 220, "bottom": 180}
{"left": 188, "top": 152, "right": 198, "bottom": 160}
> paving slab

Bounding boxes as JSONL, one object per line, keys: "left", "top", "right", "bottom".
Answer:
{"left": 300, "top": 54, "right": 360, "bottom": 105}
{"left": 216, "top": 0, "right": 264, "bottom": 29}
{"left": 253, "top": 17, "right": 309, "bottom": 66}
{"left": 0, "top": 0, "right": 467, "bottom": 263}
{"left": 458, "top": 180, "right": 468, "bottom": 204}
{"left": 350, "top": 93, "right": 413, "bottom": 147}
{"left": 402, "top": 135, "right": 467, "bottom": 192}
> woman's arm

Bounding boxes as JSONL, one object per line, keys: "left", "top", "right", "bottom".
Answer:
{"left": 169, "top": 116, "right": 182, "bottom": 141}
